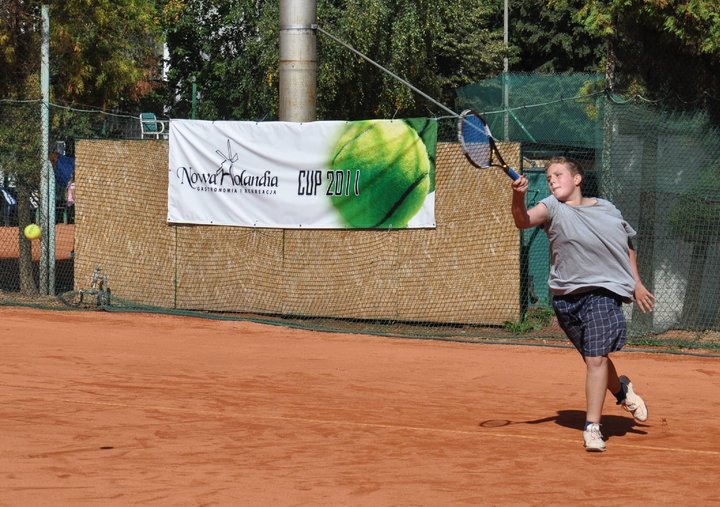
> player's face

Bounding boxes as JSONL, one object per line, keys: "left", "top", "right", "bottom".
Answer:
{"left": 546, "top": 163, "right": 581, "bottom": 202}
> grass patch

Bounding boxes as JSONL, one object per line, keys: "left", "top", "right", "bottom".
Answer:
{"left": 504, "top": 306, "right": 555, "bottom": 334}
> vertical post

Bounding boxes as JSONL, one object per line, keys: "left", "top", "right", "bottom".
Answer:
{"left": 191, "top": 76, "right": 197, "bottom": 119}
{"left": 502, "top": 0, "right": 509, "bottom": 140}
{"left": 279, "top": 0, "right": 317, "bottom": 122}
{"left": 39, "top": 4, "right": 55, "bottom": 295}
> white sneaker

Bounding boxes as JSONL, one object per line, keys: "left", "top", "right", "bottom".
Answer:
{"left": 619, "top": 375, "right": 648, "bottom": 422}
{"left": 583, "top": 423, "right": 606, "bottom": 452}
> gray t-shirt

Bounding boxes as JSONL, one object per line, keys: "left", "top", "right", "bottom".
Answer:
{"left": 540, "top": 195, "right": 637, "bottom": 300}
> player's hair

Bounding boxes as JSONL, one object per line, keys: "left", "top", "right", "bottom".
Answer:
{"left": 545, "top": 156, "right": 584, "bottom": 189}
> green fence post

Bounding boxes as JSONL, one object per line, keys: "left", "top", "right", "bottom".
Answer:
{"left": 521, "top": 168, "right": 551, "bottom": 314}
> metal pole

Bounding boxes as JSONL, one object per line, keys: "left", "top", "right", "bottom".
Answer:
{"left": 279, "top": 0, "right": 317, "bottom": 122}
{"left": 191, "top": 76, "right": 197, "bottom": 119}
{"left": 39, "top": 4, "right": 55, "bottom": 295}
{"left": 503, "top": 0, "right": 509, "bottom": 140}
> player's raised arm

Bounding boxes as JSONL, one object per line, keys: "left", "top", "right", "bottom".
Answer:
{"left": 511, "top": 175, "right": 547, "bottom": 229}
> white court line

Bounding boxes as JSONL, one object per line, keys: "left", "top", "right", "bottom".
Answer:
{"left": 53, "top": 397, "right": 720, "bottom": 458}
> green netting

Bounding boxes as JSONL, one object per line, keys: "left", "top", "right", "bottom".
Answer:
{"left": 457, "top": 72, "right": 604, "bottom": 148}
{"left": 458, "top": 73, "right": 720, "bottom": 351}
{"left": 2, "top": 81, "right": 720, "bottom": 355}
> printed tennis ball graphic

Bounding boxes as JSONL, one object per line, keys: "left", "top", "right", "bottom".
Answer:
{"left": 24, "top": 223, "right": 41, "bottom": 240}
{"left": 328, "top": 120, "right": 431, "bottom": 228}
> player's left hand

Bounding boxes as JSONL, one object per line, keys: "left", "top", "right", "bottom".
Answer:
{"left": 634, "top": 282, "right": 655, "bottom": 313}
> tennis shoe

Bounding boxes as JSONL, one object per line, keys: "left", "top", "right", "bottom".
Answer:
{"left": 619, "top": 375, "right": 648, "bottom": 422}
{"left": 583, "top": 423, "right": 606, "bottom": 452}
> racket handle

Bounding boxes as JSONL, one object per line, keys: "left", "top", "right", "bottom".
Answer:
{"left": 505, "top": 167, "right": 520, "bottom": 181}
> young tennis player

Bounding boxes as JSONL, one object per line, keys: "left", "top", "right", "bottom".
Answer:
{"left": 511, "top": 156, "right": 655, "bottom": 452}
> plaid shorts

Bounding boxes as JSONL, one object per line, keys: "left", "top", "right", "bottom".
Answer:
{"left": 552, "top": 290, "right": 627, "bottom": 357}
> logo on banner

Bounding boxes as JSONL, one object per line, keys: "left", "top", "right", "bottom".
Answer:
{"left": 174, "top": 140, "right": 279, "bottom": 195}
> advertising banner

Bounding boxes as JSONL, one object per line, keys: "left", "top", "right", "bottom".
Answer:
{"left": 167, "top": 118, "right": 436, "bottom": 229}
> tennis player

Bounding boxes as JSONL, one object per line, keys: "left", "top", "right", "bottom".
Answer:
{"left": 511, "top": 156, "right": 655, "bottom": 452}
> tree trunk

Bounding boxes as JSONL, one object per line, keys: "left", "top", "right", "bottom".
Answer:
{"left": 16, "top": 185, "right": 38, "bottom": 296}
{"left": 605, "top": 31, "right": 617, "bottom": 92}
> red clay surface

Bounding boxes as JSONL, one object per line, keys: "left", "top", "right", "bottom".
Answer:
{"left": 0, "top": 224, "right": 75, "bottom": 260}
{"left": 1, "top": 307, "right": 719, "bottom": 506}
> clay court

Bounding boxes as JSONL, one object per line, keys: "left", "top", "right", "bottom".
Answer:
{"left": 2, "top": 306, "right": 719, "bottom": 506}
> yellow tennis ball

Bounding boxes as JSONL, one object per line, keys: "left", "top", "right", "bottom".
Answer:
{"left": 24, "top": 223, "right": 41, "bottom": 240}
{"left": 328, "top": 120, "right": 431, "bottom": 228}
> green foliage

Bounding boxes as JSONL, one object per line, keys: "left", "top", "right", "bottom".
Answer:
{"left": 553, "top": 0, "right": 720, "bottom": 107}
{"left": 0, "top": 98, "right": 42, "bottom": 188}
{"left": 318, "top": 0, "right": 506, "bottom": 119}
{"left": 1, "top": 0, "right": 718, "bottom": 120}
{"left": 159, "top": 0, "right": 506, "bottom": 121}
{"left": 0, "top": 2, "right": 41, "bottom": 99}
{"left": 0, "top": 0, "right": 162, "bottom": 187}
{"left": 0, "top": 0, "right": 162, "bottom": 109}
{"left": 513, "top": 0, "right": 605, "bottom": 73}
{"left": 503, "top": 306, "right": 554, "bottom": 334}
{"left": 50, "top": 0, "right": 162, "bottom": 110}
{"left": 159, "top": 0, "right": 279, "bottom": 120}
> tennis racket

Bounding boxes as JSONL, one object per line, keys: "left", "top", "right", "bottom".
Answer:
{"left": 457, "top": 109, "right": 520, "bottom": 181}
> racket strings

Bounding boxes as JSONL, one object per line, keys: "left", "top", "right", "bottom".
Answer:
{"left": 460, "top": 115, "right": 494, "bottom": 168}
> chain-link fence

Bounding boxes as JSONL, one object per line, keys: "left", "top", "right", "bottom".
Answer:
{"left": 2, "top": 78, "right": 720, "bottom": 351}
{"left": 0, "top": 101, "right": 144, "bottom": 300}
{"left": 459, "top": 73, "right": 720, "bottom": 343}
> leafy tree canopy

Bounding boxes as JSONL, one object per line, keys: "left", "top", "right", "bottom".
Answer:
{"left": 2, "top": 0, "right": 719, "bottom": 119}
{"left": 0, "top": 0, "right": 162, "bottom": 109}
{"left": 160, "top": 0, "right": 508, "bottom": 121}
{"left": 159, "top": 0, "right": 278, "bottom": 120}
{"left": 511, "top": 0, "right": 605, "bottom": 73}
{"left": 551, "top": 0, "right": 720, "bottom": 106}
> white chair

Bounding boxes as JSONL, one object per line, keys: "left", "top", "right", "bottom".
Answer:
{"left": 140, "top": 112, "right": 166, "bottom": 139}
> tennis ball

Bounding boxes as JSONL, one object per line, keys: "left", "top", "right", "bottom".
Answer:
{"left": 24, "top": 223, "right": 41, "bottom": 240}
{"left": 328, "top": 120, "right": 431, "bottom": 228}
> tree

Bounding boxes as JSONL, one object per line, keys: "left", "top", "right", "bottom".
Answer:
{"left": 316, "top": 0, "right": 507, "bottom": 119}
{"left": 553, "top": 0, "right": 720, "bottom": 106}
{"left": 0, "top": 0, "right": 162, "bottom": 295}
{"left": 0, "top": 0, "right": 162, "bottom": 109}
{"left": 160, "top": 0, "right": 507, "bottom": 121}
{"left": 159, "top": 0, "right": 279, "bottom": 121}
{"left": 0, "top": 92, "right": 42, "bottom": 294}
{"left": 511, "top": 0, "right": 605, "bottom": 73}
